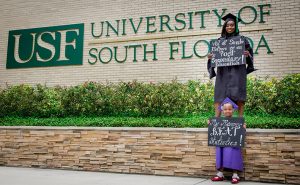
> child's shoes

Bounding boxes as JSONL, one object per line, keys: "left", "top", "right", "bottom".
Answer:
{"left": 231, "top": 173, "right": 240, "bottom": 184}
{"left": 211, "top": 171, "right": 224, "bottom": 181}
{"left": 211, "top": 176, "right": 224, "bottom": 181}
{"left": 231, "top": 177, "right": 240, "bottom": 184}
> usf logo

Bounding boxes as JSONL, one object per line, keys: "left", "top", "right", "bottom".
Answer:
{"left": 6, "top": 24, "right": 84, "bottom": 69}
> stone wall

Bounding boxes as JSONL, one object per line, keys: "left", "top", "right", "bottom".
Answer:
{"left": 0, "top": 127, "right": 299, "bottom": 184}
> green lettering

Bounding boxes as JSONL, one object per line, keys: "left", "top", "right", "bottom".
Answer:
{"left": 182, "top": 41, "right": 193, "bottom": 59}
{"left": 114, "top": 46, "right": 128, "bottom": 63}
{"left": 159, "top": 15, "right": 173, "bottom": 32}
{"left": 146, "top": 16, "right": 157, "bottom": 33}
{"left": 238, "top": 6, "right": 257, "bottom": 24}
{"left": 106, "top": 20, "right": 120, "bottom": 37}
{"left": 169, "top": 42, "right": 179, "bottom": 60}
{"left": 129, "top": 44, "right": 142, "bottom": 62}
{"left": 212, "top": 9, "right": 227, "bottom": 27}
{"left": 143, "top": 43, "right": 157, "bottom": 61}
{"left": 255, "top": 35, "right": 273, "bottom": 54}
{"left": 122, "top": 19, "right": 127, "bottom": 36}
{"left": 99, "top": 47, "right": 113, "bottom": 64}
{"left": 258, "top": 4, "right": 271, "bottom": 23}
{"left": 175, "top": 13, "right": 186, "bottom": 30}
{"left": 193, "top": 40, "right": 210, "bottom": 58}
{"left": 188, "top": 12, "right": 194, "bottom": 30}
{"left": 91, "top": 22, "right": 104, "bottom": 38}
{"left": 195, "top": 10, "right": 210, "bottom": 28}
{"left": 88, "top": 48, "right": 98, "bottom": 64}
{"left": 129, "top": 17, "right": 143, "bottom": 34}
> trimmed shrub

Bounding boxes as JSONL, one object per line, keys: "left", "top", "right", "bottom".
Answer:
{"left": 0, "top": 74, "right": 299, "bottom": 118}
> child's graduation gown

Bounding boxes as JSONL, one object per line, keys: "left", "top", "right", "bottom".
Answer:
{"left": 207, "top": 35, "right": 256, "bottom": 103}
{"left": 215, "top": 147, "right": 244, "bottom": 171}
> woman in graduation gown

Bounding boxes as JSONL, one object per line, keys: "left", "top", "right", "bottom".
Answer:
{"left": 207, "top": 13, "right": 256, "bottom": 117}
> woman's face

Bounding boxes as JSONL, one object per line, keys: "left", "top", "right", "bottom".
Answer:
{"left": 226, "top": 20, "right": 235, "bottom": 34}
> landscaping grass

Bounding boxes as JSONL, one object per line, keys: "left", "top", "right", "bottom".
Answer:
{"left": 0, "top": 114, "right": 299, "bottom": 129}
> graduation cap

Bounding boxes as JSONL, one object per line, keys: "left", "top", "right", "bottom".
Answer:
{"left": 222, "top": 13, "right": 242, "bottom": 33}
{"left": 218, "top": 97, "right": 239, "bottom": 111}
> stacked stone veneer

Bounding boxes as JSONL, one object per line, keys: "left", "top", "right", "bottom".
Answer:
{"left": 0, "top": 127, "right": 299, "bottom": 184}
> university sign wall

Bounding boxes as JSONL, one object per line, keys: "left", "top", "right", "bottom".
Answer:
{"left": 6, "top": 24, "right": 84, "bottom": 69}
{"left": 6, "top": 4, "right": 272, "bottom": 69}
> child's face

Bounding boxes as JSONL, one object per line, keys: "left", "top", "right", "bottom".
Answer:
{"left": 222, "top": 103, "right": 234, "bottom": 117}
{"left": 226, "top": 20, "right": 235, "bottom": 34}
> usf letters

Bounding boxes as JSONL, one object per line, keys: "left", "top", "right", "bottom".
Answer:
{"left": 6, "top": 24, "right": 84, "bottom": 69}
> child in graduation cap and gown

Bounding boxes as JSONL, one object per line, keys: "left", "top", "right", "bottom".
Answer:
{"left": 207, "top": 13, "right": 257, "bottom": 118}
{"left": 210, "top": 97, "right": 246, "bottom": 184}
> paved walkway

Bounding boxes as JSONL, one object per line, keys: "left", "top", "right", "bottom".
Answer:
{"left": 0, "top": 166, "right": 285, "bottom": 185}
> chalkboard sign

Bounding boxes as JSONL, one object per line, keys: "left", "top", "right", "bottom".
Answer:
{"left": 210, "top": 36, "right": 246, "bottom": 67}
{"left": 208, "top": 117, "right": 245, "bottom": 148}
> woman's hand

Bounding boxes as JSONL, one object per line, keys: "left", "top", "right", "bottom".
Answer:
{"left": 243, "top": 122, "right": 247, "bottom": 129}
{"left": 207, "top": 119, "right": 211, "bottom": 125}
{"left": 244, "top": 50, "right": 250, "bottom": 57}
{"left": 207, "top": 53, "right": 213, "bottom": 59}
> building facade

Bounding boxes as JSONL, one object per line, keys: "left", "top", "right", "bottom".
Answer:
{"left": 0, "top": 0, "right": 299, "bottom": 87}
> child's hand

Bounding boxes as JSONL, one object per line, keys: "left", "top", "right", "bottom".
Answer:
{"left": 207, "top": 119, "right": 211, "bottom": 125}
{"left": 208, "top": 53, "right": 213, "bottom": 59}
{"left": 243, "top": 122, "right": 247, "bottom": 129}
{"left": 244, "top": 50, "right": 250, "bottom": 57}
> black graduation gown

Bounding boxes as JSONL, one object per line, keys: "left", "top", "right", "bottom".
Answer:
{"left": 207, "top": 35, "right": 256, "bottom": 103}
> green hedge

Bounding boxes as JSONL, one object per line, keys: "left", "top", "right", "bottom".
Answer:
{"left": 0, "top": 74, "right": 299, "bottom": 118}
{"left": 246, "top": 74, "right": 300, "bottom": 116}
{"left": 0, "top": 115, "right": 299, "bottom": 128}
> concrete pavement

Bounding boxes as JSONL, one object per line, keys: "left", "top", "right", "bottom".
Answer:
{"left": 0, "top": 166, "right": 285, "bottom": 185}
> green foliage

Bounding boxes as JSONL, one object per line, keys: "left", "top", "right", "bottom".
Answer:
{"left": 275, "top": 74, "right": 300, "bottom": 116}
{"left": 0, "top": 84, "right": 62, "bottom": 117}
{"left": 246, "top": 73, "right": 300, "bottom": 117}
{"left": 60, "top": 82, "right": 108, "bottom": 116}
{"left": 33, "top": 85, "right": 62, "bottom": 117}
{"left": 0, "top": 115, "right": 298, "bottom": 128}
{"left": 0, "top": 74, "right": 299, "bottom": 121}
{"left": 57, "top": 80, "right": 214, "bottom": 117}
{"left": 0, "top": 84, "right": 36, "bottom": 117}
